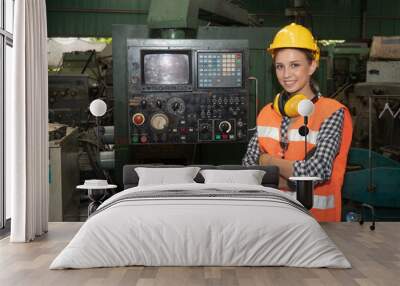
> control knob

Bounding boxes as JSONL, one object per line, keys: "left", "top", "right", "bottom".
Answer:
{"left": 140, "top": 99, "right": 147, "bottom": 109}
{"left": 200, "top": 124, "right": 211, "bottom": 133}
{"left": 230, "top": 107, "right": 238, "bottom": 116}
{"left": 150, "top": 113, "right": 169, "bottom": 131}
{"left": 219, "top": 121, "right": 232, "bottom": 133}
{"left": 172, "top": 102, "right": 181, "bottom": 112}
{"left": 167, "top": 97, "right": 185, "bottom": 114}
{"left": 156, "top": 99, "right": 162, "bottom": 108}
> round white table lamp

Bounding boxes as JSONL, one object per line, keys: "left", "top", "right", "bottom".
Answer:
{"left": 89, "top": 99, "right": 107, "bottom": 117}
{"left": 298, "top": 99, "right": 315, "bottom": 117}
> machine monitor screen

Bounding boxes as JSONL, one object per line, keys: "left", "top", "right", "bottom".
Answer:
{"left": 197, "top": 52, "right": 243, "bottom": 88}
{"left": 142, "top": 52, "right": 190, "bottom": 85}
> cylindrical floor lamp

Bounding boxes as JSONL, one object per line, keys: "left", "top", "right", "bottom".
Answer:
{"left": 289, "top": 99, "right": 321, "bottom": 209}
{"left": 89, "top": 99, "right": 107, "bottom": 158}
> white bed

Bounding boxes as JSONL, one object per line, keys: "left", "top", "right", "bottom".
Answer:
{"left": 50, "top": 183, "right": 351, "bottom": 269}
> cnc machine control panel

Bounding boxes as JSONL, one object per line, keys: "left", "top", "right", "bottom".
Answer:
{"left": 126, "top": 39, "right": 249, "bottom": 144}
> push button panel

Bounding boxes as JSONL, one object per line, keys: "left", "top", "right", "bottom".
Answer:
{"left": 128, "top": 92, "right": 247, "bottom": 144}
{"left": 198, "top": 52, "right": 243, "bottom": 88}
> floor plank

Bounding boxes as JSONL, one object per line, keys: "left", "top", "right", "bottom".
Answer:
{"left": 0, "top": 222, "right": 399, "bottom": 286}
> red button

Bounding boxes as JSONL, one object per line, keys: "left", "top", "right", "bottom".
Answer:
{"left": 140, "top": 135, "right": 147, "bottom": 143}
{"left": 133, "top": 113, "right": 145, "bottom": 126}
{"left": 222, "top": 134, "right": 228, "bottom": 140}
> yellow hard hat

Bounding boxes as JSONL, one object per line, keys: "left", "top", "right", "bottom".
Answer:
{"left": 267, "top": 23, "right": 320, "bottom": 62}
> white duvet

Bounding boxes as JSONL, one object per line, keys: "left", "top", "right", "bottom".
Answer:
{"left": 50, "top": 183, "right": 351, "bottom": 269}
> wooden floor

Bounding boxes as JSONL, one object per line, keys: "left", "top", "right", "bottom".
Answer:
{"left": 0, "top": 222, "right": 399, "bottom": 286}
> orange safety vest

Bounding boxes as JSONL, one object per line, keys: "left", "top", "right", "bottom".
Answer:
{"left": 257, "top": 97, "right": 353, "bottom": 222}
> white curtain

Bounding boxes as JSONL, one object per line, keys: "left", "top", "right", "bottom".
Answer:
{"left": 6, "top": 0, "right": 49, "bottom": 242}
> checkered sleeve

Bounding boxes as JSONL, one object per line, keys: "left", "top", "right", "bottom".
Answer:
{"left": 242, "top": 131, "right": 260, "bottom": 166}
{"left": 293, "top": 108, "right": 345, "bottom": 183}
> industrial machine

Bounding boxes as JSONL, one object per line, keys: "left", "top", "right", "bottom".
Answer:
{"left": 126, "top": 39, "right": 249, "bottom": 144}
{"left": 49, "top": 125, "right": 80, "bottom": 221}
{"left": 318, "top": 42, "right": 369, "bottom": 96}
{"left": 366, "top": 61, "right": 400, "bottom": 83}
{"left": 48, "top": 74, "right": 90, "bottom": 126}
{"left": 346, "top": 82, "right": 400, "bottom": 150}
{"left": 341, "top": 80, "right": 400, "bottom": 222}
{"left": 48, "top": 48, "right": 114, "bottom": 128}
{"left": 111, "top": 24, "right": 278, "bottom": 186}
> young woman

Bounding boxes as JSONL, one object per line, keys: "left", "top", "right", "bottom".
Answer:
{"left": 242, "top": 23, "right": 353, "bottom": 222}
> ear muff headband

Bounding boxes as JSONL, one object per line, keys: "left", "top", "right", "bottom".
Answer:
{"left": 279, "top": 92, "right": 288, "bottom": 117}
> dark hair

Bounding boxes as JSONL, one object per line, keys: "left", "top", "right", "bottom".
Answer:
{"left": 310, "top": 79, "right": 321, "bottom": 97}
{"left": 272, "top": 48, "right": 315, "bottom": 64}
{"left": 299, "top": 48, "right": 315, "bottom": 63}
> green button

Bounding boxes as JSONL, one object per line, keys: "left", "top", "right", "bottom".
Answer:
{"left": 215, "top": 134, "right": 221, "bottom": 140}
{"left": 132, "top": 136, "right": 139, "bottom": 143}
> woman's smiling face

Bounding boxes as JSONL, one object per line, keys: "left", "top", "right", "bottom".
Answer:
{"left": 274, "top": 48, "right": 317, "bottom": 94}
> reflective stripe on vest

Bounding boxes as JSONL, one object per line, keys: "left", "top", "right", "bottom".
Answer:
{"left": 257, "top": 126, "right": 280, "bottom": 141}
{"left": 287, "top": 193, "right": 335, "bottom": 210}
{"left": 258, "top": 126, "right": 319, "bottom": 145}
{"left": 288, "top": 129, "right": 318, "bottom": 144}
{"left": 313, "top": 194, "right": 335, "bottom": 209}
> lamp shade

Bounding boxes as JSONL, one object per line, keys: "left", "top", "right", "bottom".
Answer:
{"left": 89, "top": 99, "right": 107, "bottom": 117}
{"left": 298, "top": 99, "right": 314, "bottom": 117}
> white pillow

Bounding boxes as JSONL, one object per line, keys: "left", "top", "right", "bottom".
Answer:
{"left": 200, "top": 169, "right": 266, "bottom": 185}
{"left": 135, "top": 167, "right": 201, "bottom": 186}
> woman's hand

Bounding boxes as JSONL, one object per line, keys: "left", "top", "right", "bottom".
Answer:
{"left": 259, "top": 153, "right": 295, "bottom": 180}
